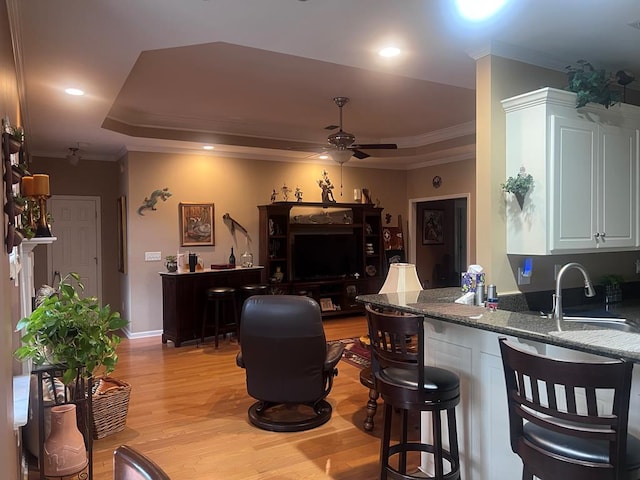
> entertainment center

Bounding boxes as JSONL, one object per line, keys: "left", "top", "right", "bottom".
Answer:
{"left": 258, "top": 202, "right": 385, "bottom": 317}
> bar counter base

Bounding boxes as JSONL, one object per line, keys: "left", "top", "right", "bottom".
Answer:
{"left": 160, "top": 267, "right": 263, "bottom": 347}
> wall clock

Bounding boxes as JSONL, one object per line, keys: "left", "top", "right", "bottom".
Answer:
{"left": 432, "top": 175, "right": 442, "bottom": 188}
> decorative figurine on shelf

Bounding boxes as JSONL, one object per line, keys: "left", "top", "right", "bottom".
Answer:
{"left": 317, "top": 170, "right": 336, "bottom": 204}
{"left": 281, "top": 183, "right": 291, "bottom": 201}
{"left": 137, "top": 187, "right": 172, "bottom": 215}
{"left": 270, "top": 189, "right": 277, "bottom": 203}
{"left": 361, "top": 188, "right": 373, "bottom": 205}
{"left": 294, "top": 186, "right": 303, "bottom": 202}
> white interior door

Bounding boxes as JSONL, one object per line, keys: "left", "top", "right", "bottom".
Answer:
{"left": 48, "top": 196, "right": 101, "bottom": 299}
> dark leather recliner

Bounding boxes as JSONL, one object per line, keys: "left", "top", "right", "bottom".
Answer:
{"left": 236, "top": 295, "right": 344, "bottom": 432}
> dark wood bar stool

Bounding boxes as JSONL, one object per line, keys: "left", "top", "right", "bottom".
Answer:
{"left": 359, "top": 366, "right": 379, "bottom": 432}
{"left": 239, "top": 283, "right": 268, "bottom": 307}
{"left": 498, "top": 338, "right": 640, "bottom": 480}
{"left": 365, "top": 305, "right": 460, "bottom": 480}
{"left": 201, "top": 287, "right": 238, "bottom": 348}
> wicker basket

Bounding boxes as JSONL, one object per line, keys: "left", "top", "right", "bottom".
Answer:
{"left": 91, "top": 376, "right": 131, "bottom": 439}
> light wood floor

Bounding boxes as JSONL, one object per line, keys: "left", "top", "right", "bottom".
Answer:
{"left": 89, "top": 314, "right": 387, "bottom": 479}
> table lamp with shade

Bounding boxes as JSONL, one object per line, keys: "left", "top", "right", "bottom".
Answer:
{"left": 27, "top": 174, "right": 52, "bottom": 237}
{"left": 378, "top": 263, "right": 423, "bottom": 305}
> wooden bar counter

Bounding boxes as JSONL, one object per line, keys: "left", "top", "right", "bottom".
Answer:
{"left": 160, "top": 266, "right": 264, "bottom": 346}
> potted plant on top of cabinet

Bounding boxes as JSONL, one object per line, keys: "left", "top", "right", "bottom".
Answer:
{"left": 565, "top": 59, "right": 620, "bottom": 109}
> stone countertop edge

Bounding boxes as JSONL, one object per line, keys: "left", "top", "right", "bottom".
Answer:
{"left": 159, "top": 266, "right": 264, "bottom": 275}
{"left": 356, "top": 287, "right": 640, "bottom": 364}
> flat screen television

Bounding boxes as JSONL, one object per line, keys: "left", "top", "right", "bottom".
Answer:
{"left": 293, "top": 232, "right": 358, "bottom": 281}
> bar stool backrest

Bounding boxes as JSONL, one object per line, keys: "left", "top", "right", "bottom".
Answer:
{"left": 498, "top": 338, "right": 634, "bottom": 480}
{"left": 365, "top": 305, "right": 425, "bottom": 397}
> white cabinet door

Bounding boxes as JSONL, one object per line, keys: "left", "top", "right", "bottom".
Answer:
{"left": 551, "top": 115, "right": 598, "bottom": 251}
{"left": 598, "top": 124, "right": 637, "bottom": 248}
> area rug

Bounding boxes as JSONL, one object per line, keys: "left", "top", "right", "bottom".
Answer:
{"left": 328, "top": 337, "right": 371, "bottom": 369}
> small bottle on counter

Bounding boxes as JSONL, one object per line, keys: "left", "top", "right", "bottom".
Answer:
{"left": 229, "top": 247, "right": 236, "bottom": 267}
{"left": 486, "top": 284, "right": 499, "bottom": 310}
{"left": 475, "top": 281, "right": 485, "bottom": 306}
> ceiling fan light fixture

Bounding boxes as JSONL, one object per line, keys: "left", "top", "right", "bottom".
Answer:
{"left": 327, "top": 129, "right": 355, "bottom": 149}
{"left": 329, "top": 149, "right": 353, "bottom": 165}
{"left": 66, "top": 147, "right": 81, "bottom": 166}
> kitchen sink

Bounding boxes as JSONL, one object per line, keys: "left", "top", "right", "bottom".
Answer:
{"left": 526, "top": 308, "right": 640, "bottom": 333}
{"left": 561, "top": 317, "right": 640, "bottom": 333}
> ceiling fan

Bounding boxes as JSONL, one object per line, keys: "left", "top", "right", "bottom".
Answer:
{"left": 325, "top": 96, "right": 397, "bottom": 164}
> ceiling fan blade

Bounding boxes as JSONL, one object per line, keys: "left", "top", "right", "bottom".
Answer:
{"left": 351, "top": 149, "right": 370, "bottom": 160}
{"left": 351, "top": 143, "right": 398, "bottom": 150}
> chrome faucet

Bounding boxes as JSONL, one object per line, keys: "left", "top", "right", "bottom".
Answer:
{"left": 552, "top": 262, "right": 596, "bottom": 321}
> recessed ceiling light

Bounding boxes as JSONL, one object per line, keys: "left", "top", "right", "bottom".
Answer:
{"left": 455, "top": 0, "right": 508, "bottom": 20}
{"left": 319, "top": 154, "right": 329, "bottom": 160}
{"left": 65, "top": 88, "right": 85, "bottom": 96}
{"left": 379, "top": 47, "right": 401, "bottom": 58}
{"left": 203, "top": 145, "right": 214, "bottom": 150}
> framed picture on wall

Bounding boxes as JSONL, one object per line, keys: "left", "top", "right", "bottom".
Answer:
{"left": 179, "top": 202, "right": 215, "bottom": 246}
{"left": 422, "top": 209, "right": 444, "bottom": 245}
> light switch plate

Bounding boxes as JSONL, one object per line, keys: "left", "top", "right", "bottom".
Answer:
{"left": 145, "top": 251, "right": 162, "bottom": 261}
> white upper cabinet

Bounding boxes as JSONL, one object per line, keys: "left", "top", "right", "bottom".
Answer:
{"left": 503, "top": 87, "right": 640, "bottom": 255}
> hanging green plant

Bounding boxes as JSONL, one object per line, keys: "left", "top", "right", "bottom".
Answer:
{"left": 565, "top": 60, "right": 620, "bottom": 109}
{"left": 501, "top": 172, "right": 533, "bottom": 209}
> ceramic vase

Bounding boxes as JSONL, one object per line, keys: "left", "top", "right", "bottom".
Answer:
{"left": 166, "top": 260, "right": 177, "bottom": 272}
{"left": 43, "top": 404, "right": 88, "bottom": 477}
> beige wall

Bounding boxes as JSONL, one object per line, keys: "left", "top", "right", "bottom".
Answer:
{"left": 0, "top": 1, "right": 21, "bottom": 477}
{"left": 29, "top": 157, "right": 121, "bottom": 310}
{"left": 125, "top": 151, "right": 407, "bottom": 334}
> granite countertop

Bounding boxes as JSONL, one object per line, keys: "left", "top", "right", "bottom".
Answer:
{"left": 356, "top": 288, "right": 640, "bottom": 363}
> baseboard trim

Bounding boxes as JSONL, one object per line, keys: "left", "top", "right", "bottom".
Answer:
{"left": 122, "top": 328, "right": 163, "bottom": 339}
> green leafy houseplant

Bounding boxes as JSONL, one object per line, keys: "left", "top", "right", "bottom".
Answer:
{"left": 501, "top": 172, "right": 533, "bottom": 209}
{"left": 15, "top": 273, "right": 128, "bottom": 384}
{"left": 565, "top": 60, "right": 620, "bottom": 109}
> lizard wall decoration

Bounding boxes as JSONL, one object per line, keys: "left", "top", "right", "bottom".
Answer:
{"left": 137, "top": 187, "right": 172, "bottom": 215}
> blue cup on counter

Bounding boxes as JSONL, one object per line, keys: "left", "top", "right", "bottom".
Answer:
{"left": 188, "top": 253, "right": 197, "bottom": 272}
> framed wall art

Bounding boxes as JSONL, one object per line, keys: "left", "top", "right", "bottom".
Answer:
{"left": 422, "top": 209, "right": 444, "bottom": 245}
{"left": 179, "top": 202, "right": 215, "bottom": 246}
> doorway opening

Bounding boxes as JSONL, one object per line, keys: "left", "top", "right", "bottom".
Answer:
{"left": 408, "top": 195, "right": 468, "bottom": 289}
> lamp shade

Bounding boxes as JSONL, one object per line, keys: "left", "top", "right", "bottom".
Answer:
{"left": 379, "top": 263, "right": 423, "bottom": 294}
{"left": 31, "top": 174, "right": 50, "bottom": 196}
{"left": 379, "top": 263, "right": 423, "bottom": 305}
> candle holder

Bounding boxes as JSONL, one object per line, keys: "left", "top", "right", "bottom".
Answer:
{"left": 35, "top": 194, "right": 52, "bottom": 237}
{"left": 27, "top": 174, "right": 52, "bottom": 237}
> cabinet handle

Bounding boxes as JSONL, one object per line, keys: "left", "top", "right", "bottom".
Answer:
{"left": 601, "top": 232, "right": 606, "bottom": 238}
{"left": 594, "top": 233, "right": 600, "bottom": 238}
